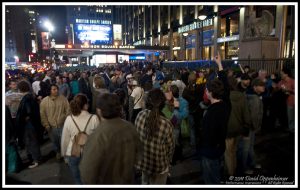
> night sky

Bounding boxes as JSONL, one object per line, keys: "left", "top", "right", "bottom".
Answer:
{"left": 33, "top": 6, "right": 68, "bottom": 44}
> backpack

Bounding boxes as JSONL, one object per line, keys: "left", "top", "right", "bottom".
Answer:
{"left": 70, "top": 114, "right": 93, "bottom": 157}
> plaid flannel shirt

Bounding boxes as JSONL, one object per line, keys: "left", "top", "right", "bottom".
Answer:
{"left": 135, "top": 109, "right": 175, "bottom": 174}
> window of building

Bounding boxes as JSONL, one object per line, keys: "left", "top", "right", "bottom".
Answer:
{"left": 220, "top": 11, "right": 239, "bottom": 37}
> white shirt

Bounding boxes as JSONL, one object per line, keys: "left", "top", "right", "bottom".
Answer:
{"left": 32, "top": 81, "right": 41, "bottom": 95}
{"left": 61, "top": 110, "right": 100, "bottom": 157}
{"left": 131, "top": 86, "right": 144, "bottom": 110}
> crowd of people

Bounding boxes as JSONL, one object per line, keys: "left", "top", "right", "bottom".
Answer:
{"left": 5, "top": 54, "right": 295, "bottom": 184}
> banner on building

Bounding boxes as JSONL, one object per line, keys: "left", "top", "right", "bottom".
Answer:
{"left": 41, "top": 32, "right": 50, "bottom": 50}
{"left": 186, "top": 34, "right": 196, "bottom": 49}
{"left": 203, "top": 30, "right": 214, "bottom": 46}
{"left": 113, "top": 24, "right": 122, "bottom": 41}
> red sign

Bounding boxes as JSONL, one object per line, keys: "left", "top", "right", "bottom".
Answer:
{"left": 41, "top": 32, "right": 50, "bottom": 50}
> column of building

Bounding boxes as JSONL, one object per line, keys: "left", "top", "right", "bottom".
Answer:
{"left": 168, "top": 6, "right": 173, "bottom": 60}
{"left": 195, "top": 5, "right": 200, "bottom": 60}
{"left": 179, "top": 5, "right": 185, "bottom": 60}
{"left": 276, "top": 5, "right": 288, "bottom": 59}
{"left": 213, "top": 5, "right": 221, "bottom": 57}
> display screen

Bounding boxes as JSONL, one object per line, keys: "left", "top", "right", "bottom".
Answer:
{"left": 118, "top": 55, "right": 129, "bottom": 63}
{"left": 74, "top": 24, "right": 113, "bottom": 45}
{"left": 106, "top": 55, "right": 116, "bottom": 63}
{"left": 129, "top": 55, "right": 145, "bottom": 60}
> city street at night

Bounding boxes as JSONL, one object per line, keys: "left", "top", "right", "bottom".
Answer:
{"left": 3, "top": 2, "right": 297, "bottom": 188}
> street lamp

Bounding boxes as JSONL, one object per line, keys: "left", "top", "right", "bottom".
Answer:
{"left": 183, "top": 32, "right": 188, "bottom": 60}
{"left": 198, "top": 15, "right": 207, "bottom": 60}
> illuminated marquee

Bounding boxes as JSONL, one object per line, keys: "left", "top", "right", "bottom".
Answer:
{"left": 80, "top": 45, "right": 136, "bottom": 49}
{"left": 75, "top": 19, "right": 111, "bottom": 25}
{"left": 178, "top": 18, "right": 213, "bottom": 33}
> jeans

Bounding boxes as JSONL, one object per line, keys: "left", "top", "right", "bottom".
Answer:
{"left": 201, "top": 155, "right": 224, "bottom": 184}
{"left": 188, "top": 115, "right": 196, "bottom": 146}
{"left": 287, "top": 106, "right": 295, "bottom": 132}
{"left": 141, "top": 171, "right": 168, "bottom": 184}
{"left": 48, "top": 127, "right": 63, "bottom": 153}
{"left": 131, "top": 108, "right": 142, "bottom": 123}
{"left": 237, "top": 131, "right": 256, "bottom": 173}
{"left": 173, "top": 127, "right": 181, "bottom": 146}
{"left": 24, "top": 122, "right": 42, "bottom": 162}
{"left": 67, "top": 156, "right": 82, "bottom": 184}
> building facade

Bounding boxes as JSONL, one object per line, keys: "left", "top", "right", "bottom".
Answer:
{"left": 5, "top": 6, "right": 39, "bottom": 64}
{"left": 114, "top": 5, "right": 295, "bottom": 61}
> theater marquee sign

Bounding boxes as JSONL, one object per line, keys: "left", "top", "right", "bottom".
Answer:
{"left": 178, "top": 18, "right": 213, "bottom": 33}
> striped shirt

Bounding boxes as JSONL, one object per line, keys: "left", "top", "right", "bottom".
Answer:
{"left": 135, "top": 109, "right": 175, "bottom": 174}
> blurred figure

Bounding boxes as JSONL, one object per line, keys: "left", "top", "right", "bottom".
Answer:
{"left": 80, "top": 93, "right": 141, "bottom": 184}
{"left": 135, "top": 88, "right": 174, "bottom": 184}
{"left": 15, "top": 80, "right": 43, "bottom": 169}
{"left": 6, "top": 106, "right": 22, "bottom": 173}
{"left": 243, "top": 78, "right": 266, "bottom": 174}
{"left": 78, "top": 72, "right": 93, "bottom": 112}
{"left": 69, "top": 73, "right": 80, "bottom": 99}
{"left": 91, "top": 76, "right": 109, "bottom": 114}
{"left": 40, "top": 84, "right": 70, "bottom": 160}
{"left": 162, "top": 85, "right": 189, "bottom": 164}
{"left": 61, "top": 94, "right": 99, "bottom": 184}
{"left": 237, "top": 74, "right": 251, "bottom": 93}
{"left": 277, "top": 68, "right": 295, "bottom": 133}
{"left": 129, "top": 80, "right": 145, "bottom": 123}
{"left": 199, "top": 53, "right": 231, "bottom": 184}
{"left": 225, "top": 77, "right": 251, "bottom": 176}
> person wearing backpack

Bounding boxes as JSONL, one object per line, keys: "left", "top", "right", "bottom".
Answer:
{"left": 61, "top": 94, "right": 100, "bottom": 184}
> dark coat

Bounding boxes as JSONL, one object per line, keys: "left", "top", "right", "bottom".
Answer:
{"left": 78, "top": 78, "right": 92, "bottom": 100}
{"left": 79, "top": 118, "right": 141, "bottom": 184}
{"left": 227, "top": 91, "right": 252, "bottom": 138}
{"left": 199, "top": 70, "right": 231, "bottom": 159}
{"left": 15, "top": 93, "right": 43, "bottom": 143}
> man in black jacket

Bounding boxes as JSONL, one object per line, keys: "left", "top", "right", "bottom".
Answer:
{"left": 199, "top": 52, "right": 231, "bottom": 184}
{"left": 15, "top": 80, "right": 43, "bottom": 169}
{"left": 78, "top": 72, "right": 92, "bottom": 111}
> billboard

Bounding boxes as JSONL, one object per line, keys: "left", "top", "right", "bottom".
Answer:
{"left": 203, "top": 30, "right": 214, "bottom": 46}
{"left": 113, "top": 24, "right": 122, "bottom": 41}
{"left": 129, "top": 55, "right": 145, "bottom": 60}
{"left": 41, "top": 32, "right": 50, "bottom": 50}
{"left": 74, "top": 24, "right": 113, "bottom": 45}
{"left": 186, "top": 34, "right": 196, "bottom": 49}
{"left": 94, "top": 54, "right": 116, "bottom": 64}
{"left": 118, "top": 55, "right": 129, "bottom": 63}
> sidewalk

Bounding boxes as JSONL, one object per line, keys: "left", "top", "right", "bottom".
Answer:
{"left": 6, "top": 128, "right": 295, "bottom": 185}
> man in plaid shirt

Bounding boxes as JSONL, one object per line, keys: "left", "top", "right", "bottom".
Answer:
{"left": 135, "top": 88, "right": 175, "bottom": 184}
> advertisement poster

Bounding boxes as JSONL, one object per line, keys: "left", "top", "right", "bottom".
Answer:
{"left": 113, "top": 24, "right": 122, "bottom": 41}
{"left": 41, "top": 32, "right": 50, "bottom": 50}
